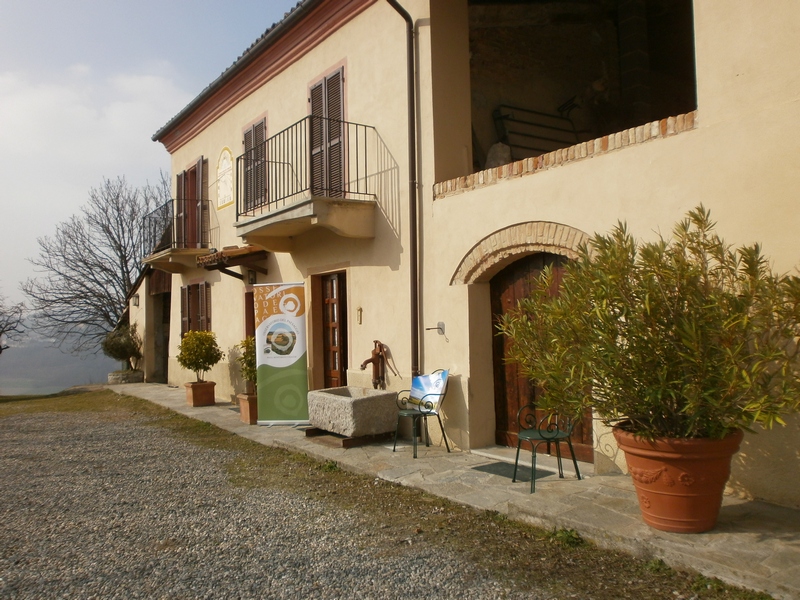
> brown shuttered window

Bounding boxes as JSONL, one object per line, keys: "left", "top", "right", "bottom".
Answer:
{"left": 309, "top": 68, "right": 344, "bottom": 198}
{"left": 180, "top": 282, "right": 212, "bottom": 335}
{"left": 198, "top": 157, "right": 209, "bottom": 247}
{"left": 243, "top": 119, "right": 266, "bottom": 211}
{"left": 175, "top": 171, "right": 186, "bottom": 248}
{"left": 175, "top": 157, "right": 208, "bottom": 249}
{"left": 180, "top": 285, "right": 189, "bottom": 337}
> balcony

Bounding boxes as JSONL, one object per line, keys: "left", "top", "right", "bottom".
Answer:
{"left": 235, "top": 116, "right": 380, "bottom": 252}
{"left": 141, "top": 199, "right": 217, "bottom": 273}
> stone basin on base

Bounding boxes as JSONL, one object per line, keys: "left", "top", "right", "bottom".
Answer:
{"left": 307, "top": 386, "right": 398, "bottom": 438}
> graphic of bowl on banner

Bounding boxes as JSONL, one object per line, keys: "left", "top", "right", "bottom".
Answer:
{"left": 264, "top": 322, "right": 299, "bottom": 358}
{"left": 253, "top": 284, "right": 309, "bottom": 424}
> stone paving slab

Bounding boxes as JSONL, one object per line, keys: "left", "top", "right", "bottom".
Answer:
{"left": 108, "top": 383, "right": 800, "bottom": 600}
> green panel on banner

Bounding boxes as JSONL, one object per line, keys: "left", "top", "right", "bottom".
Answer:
{"left": 256, "top": 357, "right": 309, "bottom": 422}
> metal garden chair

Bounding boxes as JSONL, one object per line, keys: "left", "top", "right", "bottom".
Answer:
{"left": 392, "top": 369, "right": 451, "bottom": 458}
{"left": 512, "top": 404, "right": 581, "bottom": 493}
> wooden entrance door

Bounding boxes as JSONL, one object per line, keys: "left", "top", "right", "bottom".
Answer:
{"left": 490, "top": 253, "right": 593, "bottom": 463}
{"left": 322, "top": 272, "right": 347, "bottom": 388}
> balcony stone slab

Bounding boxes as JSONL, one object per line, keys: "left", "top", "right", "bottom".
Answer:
{"left": 236, "top": 197, "right": 375, "bottom": 252}
{"left": 142, "top": 248, "right": 209, "bottom": 273}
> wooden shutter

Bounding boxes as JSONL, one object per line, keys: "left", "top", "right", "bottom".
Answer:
{"left": 309, "top": 69, "right": 344, "bottom": 197}
{"left": 325, "top": 69, "right": 344, "bottom": 197}
{"left": 309, "top": 81, "right": 325, "bottom": 196}
{"left": 199, "top": 282, "right": 211, "bottom": 331}
{"left": 175, "top": 171, "right": 186, "bottom": 248}
{"left": 243, "top": 120, "right": 266, "bottom": 211}
{"left": 198, "top": 157, "right": 209, "bottom": 247}
{"left": 254, "top": 122, "right": 266, "bottom": 207}
{"left": 243, "top": 127, "right": 254, "bottom": 211}
{"left": 180, "top": 285, "right": 189, "bottom": 336}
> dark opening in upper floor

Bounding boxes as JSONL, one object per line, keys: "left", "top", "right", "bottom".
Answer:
{"left": 468, "top": 0, "right": 696, "bottom": 170}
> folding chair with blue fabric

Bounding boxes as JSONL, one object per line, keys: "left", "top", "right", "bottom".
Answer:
{"left": 392, "top": 369, "right": 451, "bottom": 458}
{"left": 512, "top": 404, "right": 581, "bottom": 493}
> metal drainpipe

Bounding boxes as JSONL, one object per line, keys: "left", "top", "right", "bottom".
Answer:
{"left": 386, "top": 0, "right": 420, "bottom": 376}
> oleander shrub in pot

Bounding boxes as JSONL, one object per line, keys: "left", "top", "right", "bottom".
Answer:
{"left": 498, "top": 206, "right": 800, "bottom": 532}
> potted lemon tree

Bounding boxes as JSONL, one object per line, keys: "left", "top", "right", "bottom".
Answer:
{"left": 177, "top": 330, "right": 224, "bottom": 407}
{"left": 235, "top": 336, "right": 258, "bottom": 424}
{"left": 498, "top": 206, "right": 800, "bottom": 532}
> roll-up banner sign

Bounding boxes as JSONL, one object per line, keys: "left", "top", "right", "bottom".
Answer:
{"left": 253, "top": 283, "right": 309, "bottom": 425}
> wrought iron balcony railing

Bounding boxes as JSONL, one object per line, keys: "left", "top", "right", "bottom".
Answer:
{"left": 142, "top": 198, "right": 217, "bottom": 258}
{"left": 236, "top": 115, "right": 379, "bottom": 218}
{"left": 142, "top": 200, "right": 173, "bottom": 257}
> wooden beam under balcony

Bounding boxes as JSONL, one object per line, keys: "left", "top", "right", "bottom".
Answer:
{"left": 197, "top": 245, "right": 269, "bottom": 278}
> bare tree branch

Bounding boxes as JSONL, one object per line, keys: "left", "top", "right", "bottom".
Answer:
{"left": 0, "top": 294, "right": 25, "bottom": 356}
{"left": 21, "top": 175, "right": 170, "bottom": 354}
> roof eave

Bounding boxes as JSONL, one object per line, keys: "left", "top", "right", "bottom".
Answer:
{"left": 151, "top": 0, "right": 324, "bottom": 143}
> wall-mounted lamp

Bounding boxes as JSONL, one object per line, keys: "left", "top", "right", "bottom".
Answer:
{"left": 132, "top": 294, "right": 139, "bottom": 307}
{"left": 247, "top": 270, "right": 257, "bottom": 285}
{"left": 425, "top": 321, "right": 445, "bottom": 335}
{"left": 425, "top": 321, "right": 448, "bottom": 342}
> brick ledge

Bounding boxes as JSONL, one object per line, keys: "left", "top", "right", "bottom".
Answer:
{"left": 434, "top": 111, "right": 698, "bottom": 200}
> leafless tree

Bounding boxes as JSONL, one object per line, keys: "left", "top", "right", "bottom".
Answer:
{"left": 22, "top": 175, "right": 170, "bottom": 354}
{"left": 0, "top": 294, "right": 25, "bottom": 355}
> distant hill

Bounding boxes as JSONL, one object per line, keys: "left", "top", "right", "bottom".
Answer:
{"left": 0, "top": 339, "right": 119, "bottom": 395}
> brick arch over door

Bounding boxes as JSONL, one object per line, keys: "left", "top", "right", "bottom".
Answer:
{"left": 450, "top": 222, "right": 589, "bottom": 286}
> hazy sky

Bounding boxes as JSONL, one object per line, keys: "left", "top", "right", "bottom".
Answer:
{"left": 0, "top": 0, "right": 300, "bottom": 303}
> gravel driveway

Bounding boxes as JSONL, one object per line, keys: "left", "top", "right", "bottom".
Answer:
{"left": 0, "top": 410, "right": 533, "bottom": 599}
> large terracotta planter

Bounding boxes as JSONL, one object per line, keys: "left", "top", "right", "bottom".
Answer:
{"left": 613, "top": 427, "right": 744, "bottom": 533}
{"left": 237, "top": 393, "right": 258, "bottom": 424}
{"left": 185, "top": 381, "right": 216, "bottom": 407}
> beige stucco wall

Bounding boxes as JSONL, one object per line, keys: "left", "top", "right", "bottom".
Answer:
{"left": 127, "top": 280, "right": 151, "bottom": 376}
{"left": 160, "top": 0, "right": 430, "bottom": 402}
{"left": 425, "top": 1, "right": 800, "bottom": 506}
{"left": 143, "top": 0, "right": 800, "bottom": 506}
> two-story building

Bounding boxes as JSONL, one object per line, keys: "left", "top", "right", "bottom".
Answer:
{"left": 132, "top": 0, "right": 800, "bottom": 508}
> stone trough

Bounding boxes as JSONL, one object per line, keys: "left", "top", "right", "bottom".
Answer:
{"left": 307, "top": 386, "right": 398, "bottom": 438}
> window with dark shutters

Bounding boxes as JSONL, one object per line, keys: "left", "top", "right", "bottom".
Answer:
{"left": 175, "top": 158, "right": 208, "bottom": 249}
{"left": 243, "top": 119, "right": 267, "bottom": 211}
{"left": 181, "top": 285, "right": 189, "bottom": 337}
{"left": 198, "top": 157, "right": 209, "bottom": 247}
{"left": 180, "top": 282, "right": 212, "bottom": 335}
{"left": 176, "top": 171, "right": 186, "bottom": 248}
{"left": 309, "top": 68, "right": 344, "bottom": 198}
{"left": 198, "top": 281, "right": 210, "bottom": 331}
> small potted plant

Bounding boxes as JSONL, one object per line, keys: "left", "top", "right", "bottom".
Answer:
{"left": 235, "top": 336, "right": 258, "bottom": 424}
{"left": 102, "top": 323, "right": 144, "bottom": 384}
{"left": 177, "top": 330, "right": 224, "bottom": 407}
{"left": 498, "top": 206, "right": 800, "bottom": 532}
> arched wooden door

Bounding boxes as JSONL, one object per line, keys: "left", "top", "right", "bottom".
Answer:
{"left": 490, "top": 253, "right": 593, "bottom": 462}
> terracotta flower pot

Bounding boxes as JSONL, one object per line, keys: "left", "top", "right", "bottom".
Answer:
{"left": 613, "top": 427, "right": 744, "bottom": 533}
{"left": 185, "top": 381, "right": 216, "bottom": 407}
{"left": 237, "top": 393, "right": 258, "bottom": 425}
